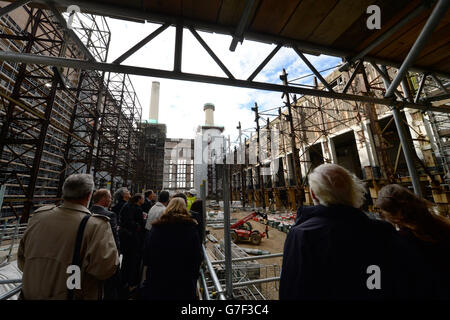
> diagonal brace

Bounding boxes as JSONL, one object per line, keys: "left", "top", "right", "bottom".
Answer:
{"left": 247, "top": 44, "right": 282, "bottom": 81}
{"left": 293, "top": 47, "right": 334, "bottom": 92}
{"left": 0, "top": 0, "right": 30, "bottom": 18}
{"left": 113, "top": 23, "right": 170, "bottom": 64}
{"left": 189, "top": 26, "right": 235, "bottom": 79}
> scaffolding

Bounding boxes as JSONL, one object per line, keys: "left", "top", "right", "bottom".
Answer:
{"left": 0, "top": 0, "right": 449, "bottom": 301}
{"left": 0, "top": 4, "right": 142, "bottom": 220}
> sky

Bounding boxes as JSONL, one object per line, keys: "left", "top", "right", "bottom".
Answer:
{"left": 105, "top": 18, "right": 342, "bottom": 144}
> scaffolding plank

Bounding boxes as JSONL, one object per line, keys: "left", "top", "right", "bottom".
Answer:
{"left": 143, "top": 0, "right": 182, "bottom": 16}
{"left": 353, "top": 0, "right": 422, "bottom": 52}
{"left": 280, "top": 0, "right": 339, "bottom": 40}
{"left": 181, "top": 0, "right": 221, "bottom": 22}
{"left": 250, "top": 0, "right": 300, "bottom": 35}
{"left": 370, "top": 11, "right": 429, "bottom": 57}
{"left": 307, "top": 0, "right": 373, "bottom": 45}
{"left": 217, "top": 0, "right": 249, "bottom": 27}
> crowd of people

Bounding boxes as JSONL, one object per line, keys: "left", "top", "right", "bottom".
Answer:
{"left": 17, "top": 163, "right": 450, "bottom": 300}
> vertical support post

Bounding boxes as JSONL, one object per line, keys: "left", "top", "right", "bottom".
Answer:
{"left": 380, "top": 66, "right": 423, "bottom": 197}
{"left": 252, "top": 103, "right": 266, "bottom": 210}
{"left": 222, "top": 140, "right": 233, "bottom": 299}
{"left": 174, "top": 21, "right": 183, "bottom": 73}
{"left": 381, "top": 0, "right": 449, "bottom": 196}
{"left": 237, "top": 122, "right": 246, "bottom": 208}
{"left": 280, "top": 69, "right": 303, "bottom": 208}
{"left": 200, "top": 180, "right": 206, "bottom": 243}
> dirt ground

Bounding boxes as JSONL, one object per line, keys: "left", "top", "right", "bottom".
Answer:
{"left": 206, "top": 210, "right": 287, "bottom": 300}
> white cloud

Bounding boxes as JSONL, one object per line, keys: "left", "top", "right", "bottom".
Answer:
{"left": 106, "top": 19, "right": 341, "bottom": 143}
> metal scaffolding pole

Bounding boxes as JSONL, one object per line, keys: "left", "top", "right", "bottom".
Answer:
{"left": 0, "top": 51, "right": 448, "bottom": 113}
{"left": 281, "top": 69, "right": 303, "bottom": 207}
{"left": 252, "top": 103, "right": 266, "bottom": 209}
{"left": 0, "top": 0, "right": 30, "bottom": 18}
{"left": 202, "top": 245, "right": 226, "bottom": 300}
{"left": 200, "top": 180, "right": 206, "bottom": 243}
{"left": 384, "top": 0, "right": 450, "bottom": 100}
{"left": 212, "top": 252, "right": 283, "bottom": 265}
{"left": 31, "top": 0, "right": 450, "bottom": 79}
{"left": 222, "top": 141, "right": 233, "bottom": 299}
{"left": 381, "top": 0, "right": 449, "bottom": 196}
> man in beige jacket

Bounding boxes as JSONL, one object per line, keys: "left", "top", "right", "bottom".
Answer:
{"left": 18, "top": 174, "right": 119, "bottom": 300}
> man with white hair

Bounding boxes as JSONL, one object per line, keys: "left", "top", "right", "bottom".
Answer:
{"left": 279, "top": 163, "right": 408, "bottom": 300}
{"left": 18, "top": 174, "right": 119, "bottom": 300}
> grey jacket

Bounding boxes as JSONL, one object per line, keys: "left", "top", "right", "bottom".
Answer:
{"left": 145, "top": 202, "right": 166, "bottom": 231}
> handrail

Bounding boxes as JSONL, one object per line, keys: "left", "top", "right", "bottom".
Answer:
{"left": 211, "top": 252, "right": 283, "bottom": 265}
{"left": 0, "top": 284, "right": 21, "bottom": 300}
{"left": 233, "top": 277, "right": 280, "bottom": 289}
{"left": 0, "top": 279, "right": 21, "bottom": 285}
{"left": 199, "top": 268, "right": 210, "bottom": 300}
{"left": 202, "top": 244, "right": 226, "bottom": 300}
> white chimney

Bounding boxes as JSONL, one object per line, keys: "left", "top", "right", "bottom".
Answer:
{"left": 204, "top": 103, "right": 215, "bottom": 126}
{"left": 149, "top": 81, "right": 160, "bottom": 123}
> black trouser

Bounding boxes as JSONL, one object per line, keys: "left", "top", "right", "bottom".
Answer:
{"left": 103, "top": 267, "right": 122, "bottom": 300}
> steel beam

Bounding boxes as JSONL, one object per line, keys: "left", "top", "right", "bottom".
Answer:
{"left": 0, "top": 0, "right": 30, "bottom": 18}
{"left": 229, "top": 0, "right": 256, "bottom": 51}
{"left": 1, "top": 51, "right": 449, "bottom": 113}
{"left": 369, "top": 62, "right": 404, "bottom": 99}
{"left": 430, "top": 73, "right": 449, "bottom": 93}
{"left": 45, "top": 1, "right": 95, "bottom": 61}
{"left": 414, "top": 74, "right": 427, "bottom": 103}
{"left": 425, "top": 92, "right": 450, "bottom": 102}
{"left": 381, "top": 0, "right": 449, "bottom": 196}
{"left": 379, "top": 66, "right": 423, "bottom": 197}
{"left": 32, "top": 0, "right": 450, "bottom": 79}
{"left": 247, "top": 44, "right": 282, "bottom": 81}
{"left": 384, "top": 0, "right": 450, "bottom": 99}
{"left": 189, "top": 27, "right": 235, "bottom": 79}
{"left": 174, "top": 22, "right": 183, "bottom": 72}
{"left": 113, "top": 23, "right": 170, "bottom": 64}
{"left": 294, "top": 47, "right": 334, "bottom": 92}
{"left": 342, "top": 60, "right": 362, "bottom": 94}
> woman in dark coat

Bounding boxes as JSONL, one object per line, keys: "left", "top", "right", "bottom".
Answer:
{"left": 376, "top": 184, "right": 450, "bottom": 299}
{"left": 141, "top": 198, "right": 202, "bottom": 300}
{"left": 119, "top": 193, "right": 145, "bottom": 293}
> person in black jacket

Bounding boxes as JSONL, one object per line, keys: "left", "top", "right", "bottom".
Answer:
{"left": 280, "top": 163, "right": 418, "bottom": 300}
{"left": 91, "top": 189, "right": 120, "bottom": 251}
{"left": 90, "top": 188, "right": 122, "bottom": 299}
{"left": 111, "top": 187, "right": 131, "bottom": 223}
{"left": 119, "top": 193, "right": 145, "bottom": 295}
{"left": 141, "top": 190, "right": 156, "bottom": 215}
{"left": 141, "top": 198, "right": 202, "bottom": 300}
{"left": 376, "top": 184, "right": 450, "bottom": 299}
{"left": 189, "top": 199, "right": 205, "bottom": 244}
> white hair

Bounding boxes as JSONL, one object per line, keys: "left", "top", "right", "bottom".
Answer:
{"left": 62, "top": 174, "right": 95, "bottom": 201}
{"left": 113, "top": 187, "right": 128, "bottom": 204}
{"left": 308, "top": 163, "right": 366, "bottom": 208}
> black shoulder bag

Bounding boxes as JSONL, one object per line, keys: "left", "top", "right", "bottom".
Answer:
{"left": 67, "top": 214, "right": 91, "bottom": 300}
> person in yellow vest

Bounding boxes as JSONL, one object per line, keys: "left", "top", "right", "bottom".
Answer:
{"left": 187, "top": 189, "right": 197, "bottom": 211}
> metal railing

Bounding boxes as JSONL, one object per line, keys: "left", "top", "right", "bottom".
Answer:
{"left": 201, "top": 244, "right": 226, "bottom": 300}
